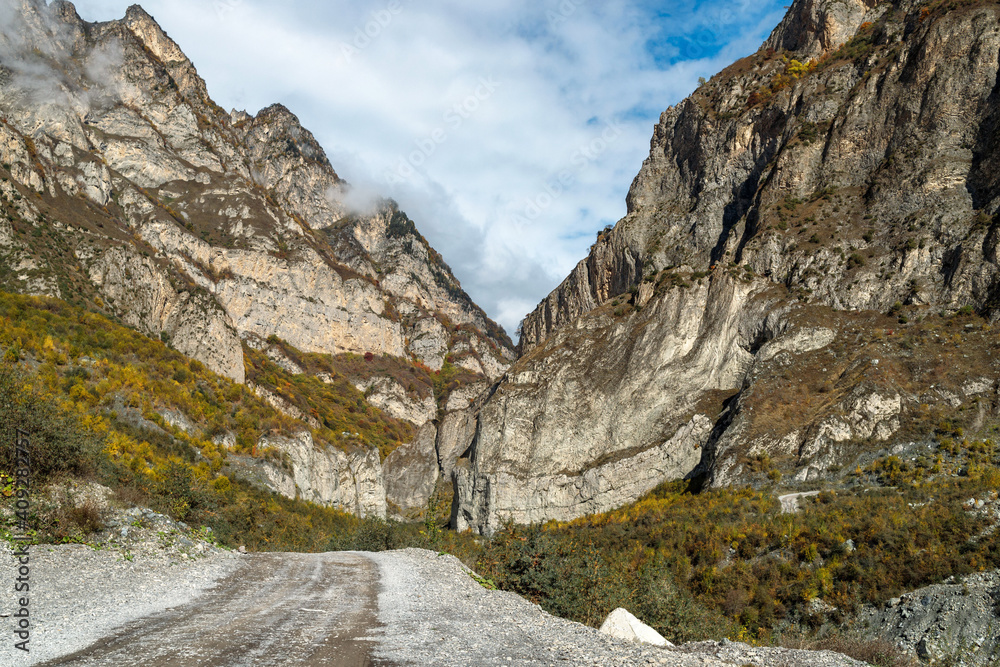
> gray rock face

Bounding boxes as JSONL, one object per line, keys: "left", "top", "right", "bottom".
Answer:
{"left": 87, "top": 245, "right": 245, "bottom": 382}
{"left": 854, "top": 570, "right": 1000, "bottom": 665}
{"left": 436, "top": 408, "right": 478, "bottom": 479}
{"left": 246, "top": 431, "right": 387, "bottom": 519}
{"left": 354, "top": 377, "right": 437, "bottom": 427}
{"left": 522, "top": 0, "right": 1000, "bottom": 352}
{"left": 454, "top": 414, "right": 711, "bottom": 535}
{"left": 383, "top": 423, "right": 439, "bottom": 520}
{"left": 0, "top": 1, "right": 513, "bottom": 386}
{"left": 457, "top": 273, "right": 763, "bottom": 533}
{"left": 465, "top": 0, "right": 1000, "bottom": 531}
{"left": 765, "top": 0, "right": 882, "bottom": 58}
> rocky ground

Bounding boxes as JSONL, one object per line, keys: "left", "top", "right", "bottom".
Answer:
{"left": 854, "top": 569, "right": 1000, "bottom": 666}
{"left": 367, "top": 548, "right": 867, "bottom": 667}
{"left": 0, "top": 503, "right": 242, "bottom": 666}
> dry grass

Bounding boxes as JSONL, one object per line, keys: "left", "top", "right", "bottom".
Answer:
{"left": 62, "top": 499, "right": 104, "bottom": 535}
{"left": 731, "top": 301, "right": 1000, "bottom": 483}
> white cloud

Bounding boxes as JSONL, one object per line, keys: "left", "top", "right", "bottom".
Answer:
{"left": 71, "top": 0, "right": 788, "bottom": 337}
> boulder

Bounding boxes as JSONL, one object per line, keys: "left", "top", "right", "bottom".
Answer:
{"left": 598, "top": 608, "right": 672, "bottom": 648}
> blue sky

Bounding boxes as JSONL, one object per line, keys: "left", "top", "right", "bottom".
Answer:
{"left": 71, "top": 0, "right": 789, "bottom": 337}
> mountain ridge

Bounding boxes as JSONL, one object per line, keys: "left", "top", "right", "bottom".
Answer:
{"left": 457, "top": 0, "right": 1000, "bottom": 533}
{"left": 0, "top": 0, "right": 513, "bottom": 380}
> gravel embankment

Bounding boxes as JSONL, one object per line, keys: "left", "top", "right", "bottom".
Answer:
{"left": 368, "top": 548, "right": 867, "bottom": 667}
{"left": 854, "top": 568, "right": 1000, "bottom": 665}
{"left": 0, "top": 506, "right": 242, "bottom": 666}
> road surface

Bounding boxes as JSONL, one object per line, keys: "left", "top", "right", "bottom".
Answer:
{"left": 39, "top": 553, "right": 388, "bottom": 667}
{"left": 20, "top": 547, "right": 867, "bottom": 667}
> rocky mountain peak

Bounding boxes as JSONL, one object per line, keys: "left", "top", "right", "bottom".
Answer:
{"left": 764, "top": 0, "right": 882, "bottom": 57}
{"left": 123, "top": 4, "right": 188, "bottom": 65}
{"left": 242, "top": 103, "right": 339, "bottom": 180}
{"left": 0, "top": 1, "right": 514, "bottom": 393}
{"left": 48, "top": 0, "right": 81, "bottom": 23}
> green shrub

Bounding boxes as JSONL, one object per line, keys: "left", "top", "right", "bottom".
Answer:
{"left": 476, "top": 471, "right": 1000, "bottom": 643}
{"left": 478, "top": 521, "right": 733, "bottom": 643}
{"left": 0, "top": 363, "right": 101, "bottom": 481}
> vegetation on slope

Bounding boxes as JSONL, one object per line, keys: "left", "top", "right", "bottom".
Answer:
{"left": 476, "top": 451, "right": 1000, "bottom": 654}
{"left": 0, "top": 290, "right": 472, "bottom": 554}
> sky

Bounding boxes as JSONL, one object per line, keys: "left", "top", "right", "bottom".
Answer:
{"left": 69, "top": 0, "right": 789, "bottom": 338}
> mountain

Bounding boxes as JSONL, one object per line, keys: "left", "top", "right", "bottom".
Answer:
{"left": 454, "top": 0, "right": 1000, "bottom": 533}
{"left": 0, "top": 0, "right": 513, "bottom": 519}
{"left": 0, "top": 1, "right": 512, "bottom": 378}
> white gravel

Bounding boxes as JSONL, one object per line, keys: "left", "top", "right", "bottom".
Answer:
{"left": 366, "top": 548, "right": 868, "bottom": 666}
{"left": 0, "top": 513, "right": 242, "bottom": 666}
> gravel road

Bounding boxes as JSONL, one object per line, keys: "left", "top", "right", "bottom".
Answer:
{"left": 0, "top": 543, "right": 866, "bottom": 666}
{"left": 37, "top": 552, "right": 383, "bottom": 667}
{"left": 0, "top": 542, "right": 242, "bottom": 666}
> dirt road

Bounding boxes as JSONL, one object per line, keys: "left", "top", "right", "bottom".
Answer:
{"left": 38, "top": 553, "right": 389, "bottom": 667}
{"left": 19, "top": 547, "right": 869, "bottom": 667}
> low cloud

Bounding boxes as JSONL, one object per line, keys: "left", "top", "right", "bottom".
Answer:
{"left": 0, "top": 0, "right": 124, "bottom": 115}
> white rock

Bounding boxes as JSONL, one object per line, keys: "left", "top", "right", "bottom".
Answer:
{"left": 251, "top": 431, "right": 387, "bottom": 519}
{"left": 598, "top": 608, "right": 672, "bottom": 648}
{"left": 354, "top": 376, "right": 436, "bottom": 426}
{"left": 757, "top": 326, "right": 836, "bottom": 362}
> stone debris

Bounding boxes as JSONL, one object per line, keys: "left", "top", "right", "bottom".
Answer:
{"left": 370, "top": 549, "right": 866, "bottom": 666}
{"left": 854, "top": 569, "right": 1000, "bottom": 665}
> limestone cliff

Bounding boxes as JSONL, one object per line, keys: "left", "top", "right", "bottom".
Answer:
{"left": 0, "top": 0, "right": 513, "bottom": 390}
{"left": 463, "top": 0, "right": 1000, "bottom": 533}
{"left": 227, "top": 431, "right": 388, "bottom": 519}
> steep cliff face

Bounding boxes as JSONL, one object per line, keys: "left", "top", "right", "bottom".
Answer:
{"left": 522, "top": 0, "right": 1000, "bottom": 351}
{"left": 229, "top": 431, "right": 388, "bottom": 519}
{"left": 0, "top": 1, "right": 513, "bottom": 390}
{"left": 465, "top": 0, "right": 1000, "bottom": 533}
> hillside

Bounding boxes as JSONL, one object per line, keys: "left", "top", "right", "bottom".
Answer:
{"left": 0, "top": 2, "right": 513, "bottom": 383}
{"left": 0, "top": 290, "right": 489, "bottom": 549}
{"left": 456, "top": 0, "right": 1000, "bottom": 534}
